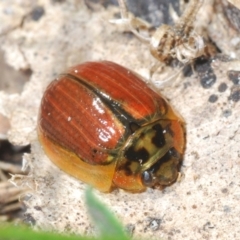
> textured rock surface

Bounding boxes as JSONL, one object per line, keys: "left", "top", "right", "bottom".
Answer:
{"left": 0, "top": 0, "right": 240, "bottom": 239}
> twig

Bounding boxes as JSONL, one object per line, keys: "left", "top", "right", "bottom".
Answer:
{"left": 0, "top": 169, "right": 8, "bottom": 181}
{"left": 0, "top": 202, "right": 24, "bottom": 214}
{"left": 0, "top": 161, "right": 23, "bottom": 174}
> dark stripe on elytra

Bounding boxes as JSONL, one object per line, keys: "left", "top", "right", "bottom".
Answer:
{"left": 63, "top": 73, "right": 140, "bottom": 139}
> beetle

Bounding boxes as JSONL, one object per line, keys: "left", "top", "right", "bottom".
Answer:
{"left": 37, "top": 61, "right": 185, "bottom": 192}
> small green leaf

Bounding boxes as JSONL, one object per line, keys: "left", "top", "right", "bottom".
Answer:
{"left": 0, "top": 224, "right": 94, "bottom": 240}
{"left": 85, "top": 187, "right": 130, "bottom": 240}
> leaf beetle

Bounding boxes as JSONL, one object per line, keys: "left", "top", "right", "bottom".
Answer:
{"left": 38, "top": 61, "right": 185, "bottom": 192}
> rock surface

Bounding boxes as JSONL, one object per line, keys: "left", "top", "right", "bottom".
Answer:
{"left": 0, "top": 0, "right": 240, "bottom": 239}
